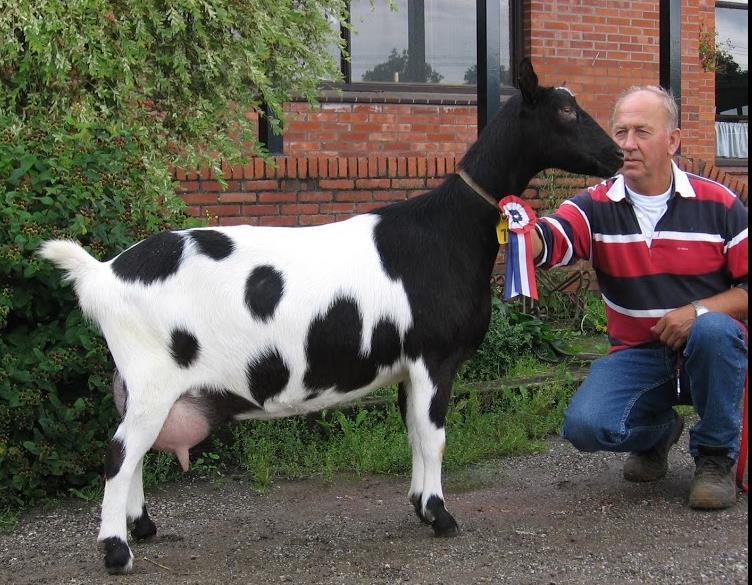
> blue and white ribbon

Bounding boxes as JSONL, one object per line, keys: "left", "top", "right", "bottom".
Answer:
{"left": 499, "top": 196, "right": 539, "bottom": 300}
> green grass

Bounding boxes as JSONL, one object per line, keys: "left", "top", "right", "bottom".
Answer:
{"left": 133, "top": 357, "right": 577, "bottom": 494}
{"left": 232, "top": 405, "right": 411, "bottom": 491}
{"left": 0, "top": 355, "right": 578, "bottom": 526}
{"left": 224, "top": 358, "right": 576, "bottom": 491}
{"left": 675, "top": 405, "right": 695, "bottom": 418}
{"left": 0, "top": 509, "right": 19, "bottom": 533}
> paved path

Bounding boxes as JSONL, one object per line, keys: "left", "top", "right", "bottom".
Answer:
{"left": 1, "top": 428, "right": 747, "bottom": 584}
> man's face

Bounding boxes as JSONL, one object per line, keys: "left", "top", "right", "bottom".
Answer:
{"left": 611, "top": 91, "right": 681, "bottom": 193}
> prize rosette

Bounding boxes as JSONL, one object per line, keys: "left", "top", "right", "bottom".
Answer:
{"left": 499, "top": 196, "right": 538, "bottom": 300}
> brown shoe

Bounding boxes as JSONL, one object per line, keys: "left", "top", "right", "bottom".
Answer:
{"left": 623, "top": 415, "right": 684, "bottom": 482}
{"left": 689, "top": 447, "right": 737, "bottom": 510}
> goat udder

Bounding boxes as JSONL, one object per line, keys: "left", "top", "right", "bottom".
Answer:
{"left": 151, "top": 399, "right": 212, "bottom": 472}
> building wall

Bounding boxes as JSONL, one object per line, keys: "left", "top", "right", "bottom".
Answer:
{"left": 282, "top": 102, "right": 477, "bottom": 158}
{"left": 178, "top": 154, "right": 747, "bottom": 229}
{"left": 177, "top": 0, "right": 747, "bottom": 227}
{"left": 681, "top": 0, "right": 717, "bottom": 164}
{"left": 526, "top": 0, "right": 718, "bottom": 164}
{"left": 526, "top": 0, "right": 659, "bottom": 132}
{"left": 270, "top": 1, "right": 727, "bottom": 167}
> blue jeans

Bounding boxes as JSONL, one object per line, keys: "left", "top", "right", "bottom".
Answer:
{"left": 562, "top": 313, "right": 748, "bottom": 461}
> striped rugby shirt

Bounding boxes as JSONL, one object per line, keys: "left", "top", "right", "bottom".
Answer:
{"left": 535, "top": 161, "right": 749, "bottom": 352}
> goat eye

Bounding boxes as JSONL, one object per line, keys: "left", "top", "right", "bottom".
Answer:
{"left": 559, "top": 106, "right": 577, "bottom": 121}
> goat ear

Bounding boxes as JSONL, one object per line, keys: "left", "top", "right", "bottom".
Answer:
{"left": 518, "top": 58, "right": 539, "bottom": 104}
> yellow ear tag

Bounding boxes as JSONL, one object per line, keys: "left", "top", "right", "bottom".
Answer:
{"left": 496, "top": 217, "right": 509, "bottom": 244}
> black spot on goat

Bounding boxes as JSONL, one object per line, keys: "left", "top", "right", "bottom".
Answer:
{"left": 189, "top": 229, "right": 234, "bottom": 260}
{"left": 246, "top": 349, "right": 291, "bottom": 406}
{"left": 104, "top": 438, "right": 125, "bottom": 480}
{"left": 169, "top": 329, "right": 200, "bottom": 368}
{"left": 245, "top": 265, "right": 285, "bottom": 321}
{"left": 111, "top": 232, "right": 184, "bottom": 284}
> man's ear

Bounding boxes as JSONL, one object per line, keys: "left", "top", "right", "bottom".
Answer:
{"left": 518, "top": 58, "right": 539, "bottom": 104}
{"left": 668, "top": 127, "right": 681, "bottom": 156}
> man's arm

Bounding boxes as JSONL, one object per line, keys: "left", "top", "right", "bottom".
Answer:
{"left": 529, "top": 191, "right": 599, "bottom": 269}
{"left": 650, "top": 287, "right": 748, "bottom": 351}
{"left": 530, "top": 225, "right": 544, "bottom": 261}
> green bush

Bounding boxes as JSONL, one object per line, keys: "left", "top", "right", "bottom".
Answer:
{"left": 580, "top": 292, "right": 607, "bottom": 334}
{"left": 457, "top": 297, "right": 560, "bottom": 382}
{"left": 1, "top": 1, "right": 351, "bottom": 169}
{"left": 0, "top": 0, "right": 386, "bottom": 514}
{"left": 0, "top": 115, "right": 197, "bottom": 508}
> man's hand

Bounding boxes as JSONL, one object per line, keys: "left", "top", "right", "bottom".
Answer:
{"left": 650, "top": 305, "right": 696, "bottom": 350}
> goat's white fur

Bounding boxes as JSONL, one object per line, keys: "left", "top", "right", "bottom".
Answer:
{"left": 40, "top": 215, "right": 445, "bottom": 569}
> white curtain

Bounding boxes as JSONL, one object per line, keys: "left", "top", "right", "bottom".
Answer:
{"left": 715, "top": 121, "right": 748, "bottom": 158}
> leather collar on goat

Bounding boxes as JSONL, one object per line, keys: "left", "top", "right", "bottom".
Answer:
{"left": 458, "top": 170, "right": 501, "bottom": 213}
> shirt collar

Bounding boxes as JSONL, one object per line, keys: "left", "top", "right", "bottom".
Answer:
{"left": 605, "top": 160, "right": 696, "bottom": 202}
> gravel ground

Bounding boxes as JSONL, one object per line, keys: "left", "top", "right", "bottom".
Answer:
{"left": 1, "top": 425, "right": 747, "bottom": 585}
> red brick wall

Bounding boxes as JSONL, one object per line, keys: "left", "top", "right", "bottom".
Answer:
{"left": 681, "top": 0, "right": 716, "bottom": 164}
{"left": 233, "top": 1, "right": 745, "bottom": 180}
{"left": 526, "top": 0, "right": 717, "bottom": 164}
{"left": 282, "top": 103, "right": 477, "bottom": 157}
{"left": 178, "top": 155, "right": 460, "bottom": 227}
{"left": 178, "top": 0, "right": 747, "bottom": 224}
{"left": 177, "top": 154, "right": 747, "bottom": 229}
{"left": 233, "top": 1, "right": 732, "bottom": 178}
{"left": 177, "top": 153, "right": 746, "bottom": 282}
{"left": 526, "top": 0, "right": 659, "bottom": 131}
{"left": 177, "top": 155, "right": 598, "bottom": 271}
{"left": 177, "top": 157, "right": 596, "bottom": 228}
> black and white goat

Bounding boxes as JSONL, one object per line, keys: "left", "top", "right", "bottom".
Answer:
{"left": 40, "top": 59, "right": 623, "bottom": 574}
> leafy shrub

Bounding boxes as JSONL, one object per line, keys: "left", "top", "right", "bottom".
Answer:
{"left": 0, "top": 115, "right": 197, "bottom": 508}
{"left": 457, "top": 297, "right": 560, "bottom": 383}
{"left": 1, "top": 1, "right": 351, "bottom": 169}
{"left": 579, "top": 292, "right": 607, "bottom": 334}
{"left": 533, "top": 264, "right": 608, "bottom": 335}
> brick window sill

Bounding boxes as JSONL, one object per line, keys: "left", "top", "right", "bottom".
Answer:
{"left": 715, "top": 157, "right": 748, "bottom": 167}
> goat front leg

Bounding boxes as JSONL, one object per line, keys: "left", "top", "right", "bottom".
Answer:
{"left": 406, "top": 359, "right": 459, "bottom": 537}
{"left": 399, "top": 381, "right": 430, "bottom": 524}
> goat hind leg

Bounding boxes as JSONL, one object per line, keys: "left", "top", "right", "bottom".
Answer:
{"left": 98, "top": 400, "right": 172, "bottom": 574}
{"left": 127, "top": 457, "right": 157, "bottom": 540}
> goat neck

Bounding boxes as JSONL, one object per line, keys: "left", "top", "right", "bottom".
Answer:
{"left": 457, "top": 97, "right": 541, "bottom": 200}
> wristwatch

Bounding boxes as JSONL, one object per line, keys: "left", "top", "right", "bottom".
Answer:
{"left": 691, "top": 300, "right": 710, "bottom": 318}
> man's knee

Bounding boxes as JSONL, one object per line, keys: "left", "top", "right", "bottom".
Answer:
{"left": 562, "top": 403, "right": 620, "bottom": 453}
{"left": 688, "top": 312, "right": 745, "bottom": 351}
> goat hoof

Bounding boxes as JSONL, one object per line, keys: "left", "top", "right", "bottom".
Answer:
{"left": 425, "top": 495, "right": 459, "bottom": 537}
{"left": 131, "top": 507, "right": 157, "bottom": 540}
{"left": 410, "top": 493, "right": 431, "bottom": 524}
{"left": 102, "top": 537, "right": 134, "bottom": 574}
{"left": 432, "top": 513, "right": 460, "bottom": 537}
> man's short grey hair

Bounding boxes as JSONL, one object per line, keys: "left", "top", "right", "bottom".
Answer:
{"left": 611, "top": 85, "right": 680, "bottom": 131}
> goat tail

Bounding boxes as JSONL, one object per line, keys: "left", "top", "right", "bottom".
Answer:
{"left": 38, "top": 239, "right": 103, "bottom": 284}
{"left": 38, "top": 239, "right": 115, "bottom": 321}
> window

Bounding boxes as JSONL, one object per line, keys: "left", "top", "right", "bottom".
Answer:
{"left": 715, "top": 1, "right": 748, "bottom": 159}
{"left": 333, "top": 1, "right": 518, "bottom": 91}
